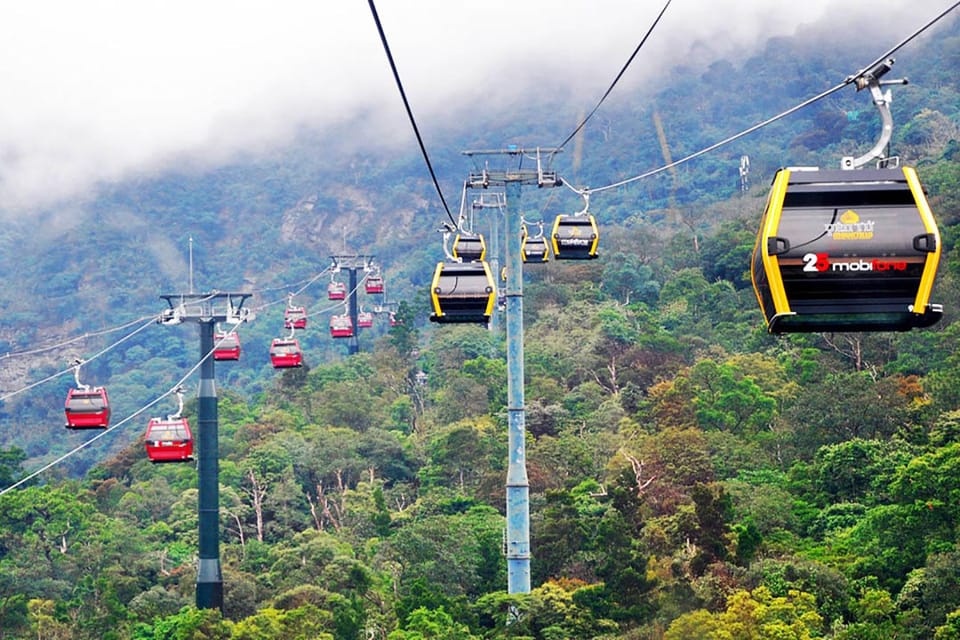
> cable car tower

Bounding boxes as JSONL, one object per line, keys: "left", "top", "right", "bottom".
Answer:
{"left": 330, "top": 255, "right": 378, "bottom": 355}
{"left": 158, "top": 291, "right": 253, "bottom": 612}
{"left": 463, "top": 146, "right": 562, "bottom": 595}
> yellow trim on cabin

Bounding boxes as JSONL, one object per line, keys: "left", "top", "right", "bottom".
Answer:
{"left": 587, "top": 216, "right": 600, "bottom": 257}
{"left": 903, "top": 166, "right": 941, "bottom": 312}
{"left": 480, "top": 260, "right": 496, "bottom": 317}
{"left": 549, "top": 216, "right": 562, "bottom": 256}
{"left": 430, "top": 262, "right": 445, "bottom": 317}
{"left": 760, "top": 169, "right": 793, "bottom": 314}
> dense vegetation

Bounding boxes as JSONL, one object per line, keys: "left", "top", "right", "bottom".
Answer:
{"left": 2, "top": 10, "right": 960, "bottom": 640}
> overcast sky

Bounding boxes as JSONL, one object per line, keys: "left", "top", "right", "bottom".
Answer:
{"left": 0, "top": 0, "right": 953, "bottom": 211}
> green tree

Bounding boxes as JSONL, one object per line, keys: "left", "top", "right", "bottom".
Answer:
{"left": 526, "top": 580, "right": 618, "bottom": 639}
{"left": 600, "top": 252, "right": 661, "bottom": 305}
{"left": 132, "top": 606, "right": 232, "bottom": 639}
{"left": 591, "top": 487, "right": 658, "bottom": 624}
{"left": 388, "top": 300, "right": 420, "bottom": 359}
{"left": 461, "top": 356, "right": 507, "bottom": 413}
{"left": 532, "top": 490, "right": 590, "bottom": 584}
{"left": 0, "top": 447, "right": 25, "bottom": 488}
{"left": 665, "top": 587, "right": 823, "bottom": 640}
{"left": 698, "top": 218, "right": 756, "bottom": 288}
{"left": 690, "top": 482, "right": 732, "bottom": 573}
{"left": 27, "top": 599, "right": 71, "bottom": 640}
{"left": 782, "top": 372, "right": 913, "bottom": 459}
{"left": 387, "top": 505, "right": 505, "bottom": 599}
{"left": 813, "top": 438, "right": 914, "bottom": 505}
{"left": 935, "top": 609, "right": 960, "bottom": 640}
{"left": 664, "top": 609, "right": 721, "bottom": 640}
{"left": 0, "top": 484, "right": 96, "bottom": 570}
{"left": 895, "top": 549, "right": 960, "bottom": 638}
{"left": 420, "top": 418, "right": 502, "bottom": 494}
{"left": 127, "top": 586, "right": 189, "bottom": 625}
{"left": 388, "top": 606, "right": 478, "bottom": 640}
{"left": 689, "top": 359, "right": 776, "bottom": 435}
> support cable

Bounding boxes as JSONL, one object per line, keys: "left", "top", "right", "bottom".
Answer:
{"left": 0, "top": 315, "right": 157, "bottom": 362}
{"left": 552, "top": 0, "right": 672, "bottom": 155}
{"left": 576, "top": 1, "right": 960, "bottom": 195}
{"left": 584, "top": 81, "right": 848, "bottom": 194}
{"left": 247, "top": 264, "right": 335, "bottom": 314}
{"left": 247, "top": 267, "right": 368, "bottom": 320}
{"left": 304, "top": 272, "right": 369, "bottom": 320}
{"left": 0, "top": 317, "right": 157, "bottom": 404}
{"left": 0, "top": 319, "right": 248, "bottom": 496}
{"left": 0, "top": 331, "right": 239, "bottom": 495}
{"left": 367, "top": 0, "right": 456, "bottom": 226}
{"left": 844, "top": 0, "right": 960, "bottom": 86}
{"left": 250, "top": 271, "right": 330, "bottom": 296}
{"left": 1, "top": 291, "right": 247, "bottom": 464}
{"left": 287, "top": 265, "right": 333, "bottom": 298}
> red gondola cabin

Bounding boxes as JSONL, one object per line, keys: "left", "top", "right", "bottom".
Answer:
{"left": 328, "top": 281, "right": 346, "bottom": 300}
{"left": 145, "top": 417, "right": 194, "bottom": 463}
{"left": 330, "top": 315, "right": 354, "bottom": 338}
{"left": 365, "top": 276, "right": 384, "bottom": 294}
{"left": 284, "top": 306, "right": 308, "bottom": 330}
{"left": 213, "top": 331, "right": 241, "bottom": 361}
{"left": 270, "top": 338, "right": 303, "bottom": 368}
{"left": 65, "top": 387, "right": 111, "bottom": 429}
{"left": 357, "top": 311, "right": 374, "bottom": 328}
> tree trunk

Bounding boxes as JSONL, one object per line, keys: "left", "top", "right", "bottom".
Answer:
{"left": 243, "top": 469, "right": 268, "bottom": 543}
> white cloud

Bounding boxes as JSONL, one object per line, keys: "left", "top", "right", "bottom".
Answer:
{"left": 0, "top": 0, "right": 951, "bottom": 210}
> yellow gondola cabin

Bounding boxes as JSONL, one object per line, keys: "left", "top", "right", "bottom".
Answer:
{"left": 751, "top": 166, "right": 942, "bottom": 333}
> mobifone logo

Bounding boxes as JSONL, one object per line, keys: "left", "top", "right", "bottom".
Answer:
{"left": 802, "top": 253, "right": 907, "bottom": 273}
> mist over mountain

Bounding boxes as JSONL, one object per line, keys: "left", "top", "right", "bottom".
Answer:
{"left": 1, "top": 4, "right": 958, "bottom": 464}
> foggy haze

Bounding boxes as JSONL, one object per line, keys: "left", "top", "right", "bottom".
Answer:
{"left": 0, "top": 0, "right": 952, "bottom": 211}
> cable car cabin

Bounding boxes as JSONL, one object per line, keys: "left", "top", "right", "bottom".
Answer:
{"left": 357, "top": 311, "right": 374, "bottom": 328}
{"left": 284, "top": 306, "right": 308, "bottom": 330}
{"left": 144, "top": 417, "right": 194, "bottom": 463}
{"left": 551, "top": 214, "right": 599, "bottom": 259}
{"left": 213, "top": 332, "right": 241, "bottom": 361}
{"left": 389, "top": 312, "right": 401, "bottom": 327}
{"left": 327, "top": 281, "right": 346, "bottom": 300}
{"left": 64, "top": 387, "right": 111, "bottom": 429}
{"left": 752, "top": 166, "right": 942, "bottom": 333}
{"left": 429, "top": 261, "right": 496, "bottom": 324}
{"left": 452, "top": 232, "right": 487, "bottom": 262}
{"left": 365, "top": 275, "right": 385, "bottom": 295}
{"left": 269, "top": 338, "right": 303, "bottom": 368}
{"left": 330, "top": 315, "right": 354, "bottom": 338}
{"left": 522, "top": 234, "right": 550, "bottom": 263}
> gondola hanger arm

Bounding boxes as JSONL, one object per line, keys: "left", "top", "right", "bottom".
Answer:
{"left": 842, "top": 58, "right": 908, "bottom": 170}
{"left": 576, "top": 190, "right": 591, "bottom": 217}
{"left": 440, "top": 229, "right": 458, "bottom": 262}
{"left": 169, "top": 386, "right": 185, "bottom": 421}
{"left": 72, "top": 359, "right": 90, "bottom": 391}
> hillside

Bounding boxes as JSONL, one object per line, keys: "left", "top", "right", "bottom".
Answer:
{"left": 1, "top": 6, "right": 960, "bottom": 640}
